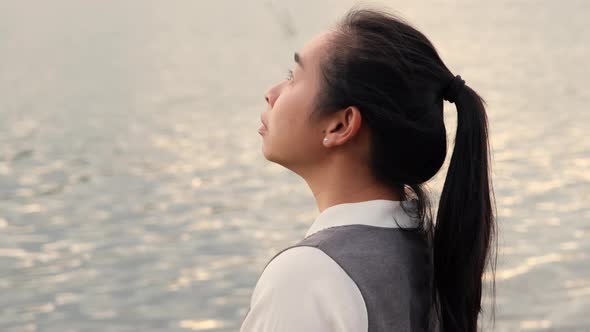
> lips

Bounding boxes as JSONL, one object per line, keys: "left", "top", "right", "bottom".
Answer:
{"left": 260, "top": 115, "right": 268, "bottom": 129}
{"left": 258, "top": 114, "right": 268, "bottom": 135}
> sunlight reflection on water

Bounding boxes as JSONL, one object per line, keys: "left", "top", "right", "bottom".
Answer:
{"left": 0, "top": 0, "right": 588, "bottom": 331}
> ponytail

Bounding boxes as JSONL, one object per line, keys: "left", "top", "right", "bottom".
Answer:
{"left": 433, "top": 80, "right": 498, "bottom": 331}
{"left": 309, "top": 7, "right": 498, "bottom": 331}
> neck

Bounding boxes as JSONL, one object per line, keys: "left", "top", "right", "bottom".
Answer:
{"left": 302, "top": 155, "right": 404, "bottom": 213}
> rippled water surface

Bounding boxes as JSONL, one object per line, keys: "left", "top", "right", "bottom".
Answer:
{"left": 0, "top": 0, "right": 588, "bottom": 331}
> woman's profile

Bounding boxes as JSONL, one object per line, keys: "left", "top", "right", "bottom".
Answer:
{"left": 243, "top": 5, "right": 497, "bottom": 332}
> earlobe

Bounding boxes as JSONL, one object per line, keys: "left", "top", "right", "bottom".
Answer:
{"left": 321, "top": 107, "right": 360, "bottom": 146}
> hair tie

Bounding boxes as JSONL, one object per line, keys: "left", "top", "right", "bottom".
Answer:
{"left": 443, "top": 75, "right": 465, "bottom": 103}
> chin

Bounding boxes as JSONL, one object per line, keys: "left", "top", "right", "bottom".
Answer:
{"left": 261, "top": 141, "right": 272, "bottom": 160}
{"left": 261, "top": 144, "right": 286, "bottom": 167}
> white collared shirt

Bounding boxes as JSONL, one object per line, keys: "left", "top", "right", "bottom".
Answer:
{"left": 239, "top": 199, "right": 419, "bottom": 332}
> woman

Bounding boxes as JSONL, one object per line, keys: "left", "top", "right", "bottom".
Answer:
{"left": 242, "top": 5, "right": 497, "bottom": 332}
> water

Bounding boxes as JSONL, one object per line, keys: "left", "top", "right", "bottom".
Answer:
{"left": 0, "top": 0, "right": 588, "bottom": 331}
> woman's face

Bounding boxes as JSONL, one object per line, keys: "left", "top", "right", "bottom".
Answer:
{"left": 259, "top": 31, "right": 334, "bottom": 172}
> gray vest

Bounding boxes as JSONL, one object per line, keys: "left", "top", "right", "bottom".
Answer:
{"left": 254, "top": 224, "right": 438, "bottom": 332}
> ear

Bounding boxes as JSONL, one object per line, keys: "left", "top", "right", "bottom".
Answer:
{"left": 324, "top": 106, "right": 363, "bottom": 145}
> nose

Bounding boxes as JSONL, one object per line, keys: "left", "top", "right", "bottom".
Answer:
{"left": 264, "top": 90, "right": 274, "bottom": 108}
{"left": 264, "top": 82, "right": 281, "bottom": 108}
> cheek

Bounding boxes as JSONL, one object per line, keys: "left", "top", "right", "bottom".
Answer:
{"left": 268, "top": 93, "right": 300, "bottom": 128}
{"left": 271, "top": 85, "right": 314, "bottom": 127}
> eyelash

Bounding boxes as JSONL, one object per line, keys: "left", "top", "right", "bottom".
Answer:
{"left": 285, "top": 69, "right": 294, "bottom": 81}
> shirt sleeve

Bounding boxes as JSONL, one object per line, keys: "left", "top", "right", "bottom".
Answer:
{"left": 239, "top": 246, "right": 368, "bottom": 332}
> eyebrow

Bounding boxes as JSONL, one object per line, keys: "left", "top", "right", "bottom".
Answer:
{"left": 294, "top": 52, "right": 304, "bottom": 69}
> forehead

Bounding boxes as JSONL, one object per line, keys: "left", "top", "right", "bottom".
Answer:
{"left": 297, "top": 30, "right": 333, "bottom": 69}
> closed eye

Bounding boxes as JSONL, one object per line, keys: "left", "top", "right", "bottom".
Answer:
{"left": 286, "top": 69, "right": 294, "bottom": 81}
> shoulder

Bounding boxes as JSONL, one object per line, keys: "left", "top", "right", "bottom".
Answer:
{"left": 261, "top": 245, "right": 347, "bottom": 285}
{"left": 244, "top": 246, "right": 367, "bottom": 332}
{"left": 255, "top": 246, "right": 362, "bottom": 298}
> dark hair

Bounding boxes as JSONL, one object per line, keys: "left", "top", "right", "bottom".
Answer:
{"left": 311, "top": 5, "right": 498, "bottom": 332}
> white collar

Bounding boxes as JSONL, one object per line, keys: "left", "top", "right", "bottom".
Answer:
{"left": 304, "top": 199, "right": 420, "bottom": 239}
